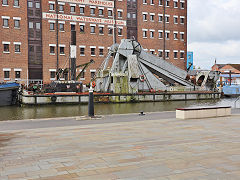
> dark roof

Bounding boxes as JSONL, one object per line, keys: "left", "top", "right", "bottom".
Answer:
{"left": 214, "top": 64, "right": 226, "bottom": 69}
{"left": 229, "top": 64, "right": 240, "bottom": 71}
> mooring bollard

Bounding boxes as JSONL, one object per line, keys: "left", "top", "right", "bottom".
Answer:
{"left": 88, "top": 87, "right": 94, "bottom": 117}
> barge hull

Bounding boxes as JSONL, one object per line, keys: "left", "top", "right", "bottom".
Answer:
{"left": 0, "top": 88, "right": 18, "bottom": 106}
{"left": 20, "top": 92, "right": 221, "bottom": 105}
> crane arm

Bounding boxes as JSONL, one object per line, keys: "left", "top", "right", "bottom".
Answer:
{"left": 76, "top": 59, "right": 95, "bottom": 80}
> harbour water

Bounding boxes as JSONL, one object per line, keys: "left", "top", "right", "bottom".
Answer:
{"left": 0, "top": 98, "right": 239, "bottom": 121}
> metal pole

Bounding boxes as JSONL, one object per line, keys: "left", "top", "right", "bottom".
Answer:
{"left": 229, "top": 70, "right": 232, "bottom": 86}
{"left": 163, "top": 0, "right": 166, "bottom": 60}
{"left": 70, "top": 30, "right": 77, "bottom": 81}
{"left": 55, "top": 0, "right": 59, "bottom": 80}
{"left": 88, "top": 87, "right": 94, "bottom": 117}
{"left": 27, "top": 69, "right": 29, "bottom": 88}
{"left": 113, "top": 0, "right": 116, "bottom": 44}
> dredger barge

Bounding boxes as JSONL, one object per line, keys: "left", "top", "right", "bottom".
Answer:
{"left": 19, "top": 39, "right": 220, "bottom": 105}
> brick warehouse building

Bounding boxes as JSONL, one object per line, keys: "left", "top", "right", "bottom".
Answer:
{"left": 0, "top": 0, "right": 187, "bottom": 84}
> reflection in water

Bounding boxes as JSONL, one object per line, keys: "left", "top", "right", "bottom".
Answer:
{"left": 0, "top": 98, "right": 239, "bottom": 121}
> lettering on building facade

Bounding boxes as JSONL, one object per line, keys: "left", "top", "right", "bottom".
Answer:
{"left": 43, "top": 12, "right": 126, "bottom": 26}
{"left": 58, "top": 0, "right": 114, "bottom": 8}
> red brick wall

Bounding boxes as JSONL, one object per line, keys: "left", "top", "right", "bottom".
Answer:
{"left": 41, "top": 0, "right": 127, "bottom": 84}
{"left": 137, "top": 0, "right": 187, "bottom": 70}
{"left": 0, "top": 0, "right": 188, "bottom": 84}
{"left": 0, "top": 0, "right": 28, "bottom": 83}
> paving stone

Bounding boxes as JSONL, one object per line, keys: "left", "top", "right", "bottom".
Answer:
{"left": 1, "top": 115, "right": 240, "bottom": 179}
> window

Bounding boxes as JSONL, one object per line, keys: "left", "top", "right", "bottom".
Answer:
{"left": 59, "top": 5, "right": 64, "bottom": 12}
{"left": 80, "top": 25, "right": 84, "bottom": 33}
{"left": 80, "top": 47, "right": 85, "bottom": 56}
{"left": 70, "top": 6, "right": 75, "bottom": 13}
{"left": 150, "top": 50, "right": 154, "bottom": 54}
{"left": 99, "top": 26, "right": 104, "bottom": 34}
{"left": 159, "top": 0, "right": 162, "bottom": 6}
{"left": 36, "top": 22, "right": 41, "bottom": 29}
{"left": 133, "top": 13, "right": 136, "bottom": 19}
{"left": 14, "top": 0, "right": 19, "bottom": 7}
{"left": 180, "top": 33, "right": 184, "bottom": 40}
{"left": 2, "top": 0, "right": 8, "bottom": 5}
{"left": 166, "top": 15, "right": 170, "bottom": 23}
{"left": 108, "top": 27, "right": 113, "bottom": 35}
{"left": 4, "top": 71, "right": 10, "bottom": 79}
{"left": 80, "top": 71, "right": 85, "bottom": 78}
{"left": 150, "top": 0, "right": 154, "bottom": 5}
{"left": 108, "top": 10, "right": 113, "bottom": 17}
{"left": 118, "top": 28, "right": 123, "bottom": 36}
{"left": 91, "top": 48, "right": 95, "bottom": 56}
{"left": 49, "top": 3, "right": 54, "bottom": 11}
{"left": 180, "top": 17, "right": 184, "bottom": 24}
{"left": 15, "top": 71, "right": 21, "bottom": 79}
{"left": 50, "top": 71, "right": 56, "bottom": 79}
{"left": 166, "top": 0, "right": 170, "bottom": 7}
{"left": 143, "top": 30, "right": 147, "bottom": 38}
{"left": 174, "top": 16, "right": 178, "bottom": 24}
{"left": 143, "top": 0, "right": 147, "bottom": 4}
{"left": 15, "top": 44, "right": 20, "bottom": 53}
{"left": 99, "top": 8, "right": 103, "bottom": 16}
{"left": 3, "top": 44, "right": 9, "bottom": 52}
{"left": 180, "top": 2, "right": 184, "bottom": 9}
{"left": 29, "top": 45, "right": 34, "bottom": 52}
{"left": 28, "top": 1, "right": 33, "bottom": 7}
{"left": 50, "top": 46, "right": 55, "bottom": 54}
{"left": 158, "top": 50, "right": 163, "bottom": 57}
{"left": 174, "top": 1, "right": 178, "bottom": 8}
{"left": 91, "top": 72, "right": 95, "bottom": 79}
{"left": 143, "top": 13, "right": 147, "bottom": 21}
{"left": 59, "top": 23, "right": 64, "bottom": 31}
{"left": 60, "top": 47, "right": 65, "bottom": 54}
{"left": 71, "top": 24, "right": 75, "bottom": 31}
{"left": 158, "top": 31, "right": 163, "bottom": 39}
{"left": 14, "top": 20, "right": 20, "bottom": 28}
{"left": 150, "top": 14, "right": 154, "bottom": 21}
{"left": 166, "top": 31, "right": 170, "bottom": 39}
{"left": 90, "top": 8, "right": 95, "bottom": 15}
{"left": 90, "top": 26, "right": 95, "bottom": 33}
{"left": 99, "top": 48, "right": 104, "bottom": 56}
{"left": 127, "top": 13, "right": 131, "bottom": 18}
{"left": 180, "top": 51, "right": 184, "bottom": 59}
{"left": 80, "top": 6, "right": 84, "bottom": 14}
{"left": 174, "top": 51, "right": 178, "bottom": 59}
{"left": 158, "top": 15, "right": 163, "bottom": 22}
{"left": 174, "top": 32, "right": 178, "bottom": 40}
{"left": 3, "top": 19, "right": 9, "bottom": 27}
{"left": 36, "top": 2, "right": 40, "bottom": 8}
{"left": 166, "top": 51, "right": 170, "bottom": 58}
{"left": 50, "top": 22, "right": 54, "bottom": 30}
{"left": 150, "top": 31, "right": 154, "bottom": 38}
{"left": 29, "top": 22, "right": 34, "bottom": 28}
{"left": 118, "top": 10, "right": 122, "bottom": 18}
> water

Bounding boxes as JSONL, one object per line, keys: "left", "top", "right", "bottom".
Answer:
{"left": 0, "top": 98, "right": 239, "bottom": 121}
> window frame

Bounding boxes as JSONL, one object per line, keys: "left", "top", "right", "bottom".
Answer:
{"left": 14, "top": 44, "right": 21, "bottom": 53}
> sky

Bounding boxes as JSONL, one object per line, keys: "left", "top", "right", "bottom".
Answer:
{"left": 188, "top": 0, "right": 240, "bottom": 69}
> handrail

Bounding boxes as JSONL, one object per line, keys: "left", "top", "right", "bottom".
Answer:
{"left": 234, "top": 97, "right": 240, "bottom": 108}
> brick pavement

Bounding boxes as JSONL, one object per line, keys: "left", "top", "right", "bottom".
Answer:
{"left": 1, "top": 114, "right": 240, "bottom": 179}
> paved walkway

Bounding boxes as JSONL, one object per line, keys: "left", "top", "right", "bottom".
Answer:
{"left": 1, "top": 113, "right": 240, "bottom": 179}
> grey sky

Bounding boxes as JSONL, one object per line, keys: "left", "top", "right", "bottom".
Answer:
{"left": 188, "top": 0, "right": 240, "bottom": 69}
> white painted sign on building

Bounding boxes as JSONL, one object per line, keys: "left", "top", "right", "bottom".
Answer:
{"left": 70, "top": 45, "right": 77, "bottom": 58}
{"left": 42, "top": 12, "right": 126, "bottom": 26}
{"left": 58, "top": 0, "right": 114, "bottom": 8}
